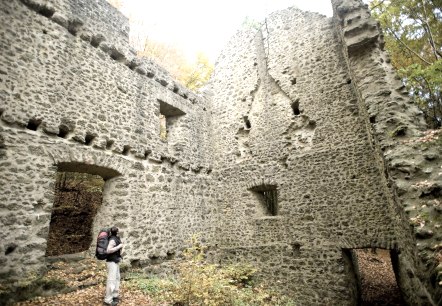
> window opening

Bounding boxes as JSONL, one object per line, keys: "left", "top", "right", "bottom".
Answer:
{"left": 158, "top": 100, "right": 186, "bottom": 141}
{"left": 243, "top": 116, "right": 251, "bottom": 129}
{"left": 249, "top": 184, "right": 278, "bottom": 216}
{"left": 159, "top": 114, "right": 167, "bottom": 140}
{"left": 46, "top": 172, "right": 105, "bottom": 256}
{"left": 291, "top": 99, "right": 301, "bottom": 116}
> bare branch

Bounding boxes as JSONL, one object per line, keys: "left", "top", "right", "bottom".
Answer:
{"left": 371, "top": 0, "right": 387, "bottom": 11}
{"left": 385, "top": 27, "right": 432, "bottom": 65}
{"left": 421, "top": 0, "right": 441, "bottom": 60}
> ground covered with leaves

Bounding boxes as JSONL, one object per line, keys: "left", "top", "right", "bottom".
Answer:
{"left": 11, "top": 241, "right": 296, "bottom": 306}
{"left": 15, "top": 284, "right": 152, "bottom": 306}
{"left": 9, "top": 246, "right": 408, "bottom": 305}
{"left": 357, "top": 249, "right": 405, "bottom": 306}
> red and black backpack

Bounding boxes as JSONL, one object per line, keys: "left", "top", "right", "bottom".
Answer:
{"left": 95, "top": 228, "right": 110, "bottom": 260}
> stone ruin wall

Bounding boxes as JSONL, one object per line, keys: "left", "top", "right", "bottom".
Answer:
{"left": 209, "top": 6, "right": 407, "bottom": 305}
{"left": 208, "top": 0, "right": 441, "bottom": 304}
{"left": 0, "top": 0, "right": 441, "bottom": 305}
{"left": 0, "top": 0, "right": 217, "bottom": 280}
{"left": 332, "top": 0, "right": 442, "bottom": 303}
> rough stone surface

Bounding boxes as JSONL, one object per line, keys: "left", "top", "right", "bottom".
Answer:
{"left": 0, "top": 0, "right": 440, "bottom": 305}
{"left": 0, "top": 0, "right": 214, "bottom": 284}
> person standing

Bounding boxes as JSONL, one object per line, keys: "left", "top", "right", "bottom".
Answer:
{"left": 104, "top": 226, "right": 124, "bottom": 306}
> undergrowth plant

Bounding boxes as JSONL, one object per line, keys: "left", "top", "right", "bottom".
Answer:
{"left": 126, "top": 235, "right": 296, "bottom": 305}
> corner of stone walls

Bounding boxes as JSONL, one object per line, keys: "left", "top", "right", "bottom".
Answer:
{"left": 331, "top": 0, "right": 441, "bottom": 304}
{"left": 0, "top": 0, "right": 216, "bottom": 289}
{"left": 2, "top": 0, "right": 213, "bottom": 172}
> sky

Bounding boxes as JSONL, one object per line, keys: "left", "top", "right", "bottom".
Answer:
{"left": 115, "top": 0, "right": 335, "bottom": 62}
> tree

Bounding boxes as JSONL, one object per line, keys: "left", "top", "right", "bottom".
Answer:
{"left": 106, "top": 0, "right": 214, "bottom": 91}
{"left": 241, "top": 16, "right": 261, "bottom": 30}
{"left": 180, "top": 53, "right": 214, "bottom": 90}
{"left": 369, "top": 0, "right": 442, "bottom": 128}
{"left": 136, "top": 39, "right": 214, "bottom": 91}
{"left": 137, "top": 38, "right": 189, "bottom": 82}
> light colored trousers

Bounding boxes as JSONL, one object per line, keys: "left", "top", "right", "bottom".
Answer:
{"left": 104, "top": 261, "right": 120, "bottom": 304}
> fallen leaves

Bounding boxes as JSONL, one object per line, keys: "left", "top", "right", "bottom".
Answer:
{"left": 15, "top": 284, "right": 154, "bottom": 306}
{"left": 13, "top": 258, "right": 155, "bottom": 306}
{"left": 11, "top": 250, "right": 409, "bottom": 305}
{"left": 402, "top": 129, "right": 440, "bottom": 144}
{"left": 356, "top": 249, "right": 405, "bottom": 306}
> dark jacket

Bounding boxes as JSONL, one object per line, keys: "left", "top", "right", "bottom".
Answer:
{"left": 106, "top": 236, "right": 122, "bottom": 263}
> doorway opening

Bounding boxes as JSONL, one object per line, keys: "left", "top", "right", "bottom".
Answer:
{"left": 342, "top": 248, "right": 405, "bottom": 305}
{"left": 45, "top": 163, "right": 120, "bottom": 256}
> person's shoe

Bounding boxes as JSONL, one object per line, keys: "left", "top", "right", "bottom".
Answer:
{"left": 112, "top": 297, "right": 120, "bottom": 304}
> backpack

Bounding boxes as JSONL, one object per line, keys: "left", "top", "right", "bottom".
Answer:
{"left": 95, "top": 228, "right": 110, "bottom": 260}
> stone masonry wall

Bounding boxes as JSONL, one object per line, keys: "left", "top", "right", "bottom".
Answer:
{"left": 49, "top": 0, "right": 130, "bottom": 46}
{"left": 209, "top": 7, "right": 412, "bottom": 305}
{"left": 0, "top": 0, "right": 440, "bottom": 304}
{"left": 332, "top": 0, "right": 441, "bottom": 304}
{"left": 1, "top": 0, "right": 213, "bottom": 168}
{"left": 0, "top": 0, "right": 216, "bottom": 280}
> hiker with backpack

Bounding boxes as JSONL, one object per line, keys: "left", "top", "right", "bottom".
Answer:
{"left": 101, "top": 226, "right": 124, "bottom": 306}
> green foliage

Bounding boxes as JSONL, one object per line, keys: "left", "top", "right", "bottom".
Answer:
{"left": 398, "top": 60, "right": 442, "bottom": 126}
{"left": 138, "top": 39, "right": 187, "bottom": 79}
{"left": 119, "top": 262, "right": 132, "bottom": 273}
{"left": 181, "top": 53, "right": 214, "bottom": 91}
{"left": 125, "top": 235, "right": 296, "bottom": 305}
{"left": 166, "top": 235, "right": 232, "bottom": 306}
{"left": 126, "top": 273, "right": 172, "bottom": 297}
{"left": 242, "top": 16, "right": 261, "bottom": 30}
{"left": 369, "top": 0, "right": 442, "bottom": 128}
{"left": 222, "top": 264, "right": 257, "bottom": 287}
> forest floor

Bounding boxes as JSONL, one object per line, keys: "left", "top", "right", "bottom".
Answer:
{"left": 15, "top": 284, "right": 153, "bottom": 306}
{"left": 13, "top": 250, "right": 406, "bottom": 306}
{"left": 357, "top": 249, "right": 406, "bottom": 306}
{"left": 13, "top": 259, "right": 154, "bottom": 306}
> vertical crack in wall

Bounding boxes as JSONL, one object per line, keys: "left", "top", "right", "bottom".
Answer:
{"left": 235, "top": 32, "right": 262, "bottom": 162}
{"left": 236, "top": 78, "right": 260, "bottom": 162}
{"left": 255, "top": 27, "right": 316, "bottom": 156}
{"left": 259, "top": 23, "right": 294, "bottom": 105}
{"left": 264, "top": 18, "right": 270, "bottom": 61}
